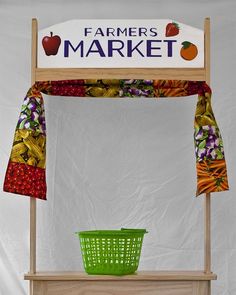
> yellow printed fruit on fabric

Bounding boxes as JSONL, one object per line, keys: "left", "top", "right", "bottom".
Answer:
{"left": 27, "top": 157, "right": 37, "bottom": 166}
{"left": 11, "top": 157, "right": 26, "bottom": 164}
{"left": 195, "top": 114, "right": 216, "bottom": 127}
{"left": 10, "top": 129, "right": 46, "bottom": 167}
{"left": 10, "top": 129, "right": 46, "bottom": 168}
{"left": 36, "top": 135, "right": 46, "bottom": 148}
{"left": 23, "top": 136, "right": 44, "bottom": 160}
{"left": 104, "top": 87, "right": 119, "bottom": 97}
{"left": 88, "top": 87, "right": 105, "bottom": 97}
{"left": 11, "top": 142, "right": 28, "bottom": 158}
{"left": 102, "top": 79, "right": 120, "bottom": 86}
{"left": 37, "top": 159, "right": 46, "bottom": 169}
{"left": 18, "top": 129, "right": 30, "bottom": 139}
{"left": 85, "top": 79, "right": 99, "bottom": 85}
{"left": 14, "top": 131, "right": 23, "bottom": 142}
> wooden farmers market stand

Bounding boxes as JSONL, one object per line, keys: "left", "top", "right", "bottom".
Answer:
{"left": 24, "top": 18, "right": 217, "bottom": 295}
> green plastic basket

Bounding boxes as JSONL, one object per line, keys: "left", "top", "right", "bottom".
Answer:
{"left": 75, "top": 228, "right": 147, "bottom": 275}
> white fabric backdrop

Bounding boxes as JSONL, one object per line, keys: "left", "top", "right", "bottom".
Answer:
{"left": 0, "top": 1, "right": 235, "bottom": 294}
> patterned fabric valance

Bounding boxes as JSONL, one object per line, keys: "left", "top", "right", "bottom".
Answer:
{"left": 3, "top": 80, "right": 229, "bottom": 200}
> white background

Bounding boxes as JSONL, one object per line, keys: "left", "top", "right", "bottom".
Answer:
{"left": 0, "top": 1, "right": 235, "bottom": 294}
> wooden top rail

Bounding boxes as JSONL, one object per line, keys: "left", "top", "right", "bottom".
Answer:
{"left": 35, "top": 68, "right": 206, "bottom": 81}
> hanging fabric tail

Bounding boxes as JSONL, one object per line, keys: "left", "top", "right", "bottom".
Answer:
{"left": 3, "top": 85, "right": 47, "bottom": 200}
{"left": 193, "top": 83, "right": 229, "bottom": 195}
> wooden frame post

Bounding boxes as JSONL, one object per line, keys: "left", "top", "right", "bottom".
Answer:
{"left": 204, "top": 17, "right": 211, "bottom": 276}
{"left": 30, "top": 18, "right": 38, "bottom": 295}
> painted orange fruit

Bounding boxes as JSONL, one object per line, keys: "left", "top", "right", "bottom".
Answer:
{"left": 180, "top": 41, "right": 198, "bottom": 61}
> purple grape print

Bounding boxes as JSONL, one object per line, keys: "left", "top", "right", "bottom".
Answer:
{"left": 17, "top": 95, "right": 46, "bottom": 134}
{"left": 194, "top": 125, "right": 224, "bottom": 161}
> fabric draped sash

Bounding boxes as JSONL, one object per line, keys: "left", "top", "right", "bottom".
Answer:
{"left": 3, "top": 80, "right": 229, "bottom": 200}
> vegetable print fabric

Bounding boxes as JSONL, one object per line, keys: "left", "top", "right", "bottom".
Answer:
{"left": 3, "top": 80, "right": 229, "bottom": 200}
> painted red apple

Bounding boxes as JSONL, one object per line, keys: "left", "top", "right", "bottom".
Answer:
{"left": 42, "top": 32, "right": 61, "bottom": 56}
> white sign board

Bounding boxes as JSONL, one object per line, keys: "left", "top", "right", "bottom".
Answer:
{"left": 38, "top": 19, "right": 204, "bottom": 68}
